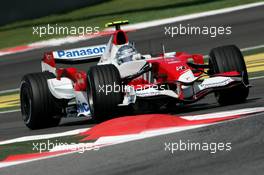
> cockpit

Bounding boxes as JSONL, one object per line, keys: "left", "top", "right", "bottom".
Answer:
{"left": 115, "top": 44, "right": 139, "bottom": 65}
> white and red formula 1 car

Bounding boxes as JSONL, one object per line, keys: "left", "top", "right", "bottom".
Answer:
{"left": 20, "top": 21, "right": 250, "bottom": 129}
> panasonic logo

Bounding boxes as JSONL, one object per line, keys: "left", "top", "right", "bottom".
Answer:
{"left": 53, "top": 45, "right": 106, "bottom": 59}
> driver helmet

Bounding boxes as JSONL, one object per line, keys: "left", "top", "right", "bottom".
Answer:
{"left": 115, "top": 44, "right": 138, "bottom": 65}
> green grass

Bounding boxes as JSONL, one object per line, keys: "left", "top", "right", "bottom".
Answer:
{"left": 0, "top": 0, "right": 261, "bottom": 49}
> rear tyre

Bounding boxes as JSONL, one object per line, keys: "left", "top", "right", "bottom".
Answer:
{"left": 209, "top": 45, "right": 249, "bottom": 105}
{"left": 20, "top": 72, "right": 63, "bottom": 129}
{"left": 87, "top": 64, "right": 123, "bottom": 122}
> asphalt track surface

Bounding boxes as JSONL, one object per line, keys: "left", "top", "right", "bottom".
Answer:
{"left": 0, "top": 5, "right": 264, "bottom": 175}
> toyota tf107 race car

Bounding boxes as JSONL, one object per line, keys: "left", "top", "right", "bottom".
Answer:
{"left": 20, "top": 20, "right": 250, "bottom": 129}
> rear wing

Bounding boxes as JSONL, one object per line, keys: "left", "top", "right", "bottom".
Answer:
{"left": 52, "top": 44, "right": 106, "bottom": 62}
{"left": 42, "top": 44, "right": 106, "bottom": 73}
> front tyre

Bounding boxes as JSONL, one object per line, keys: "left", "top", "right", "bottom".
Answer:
{"left": 20, "top": 72, "right": 63, "bottom": 129}
{"left": 87, "top": 64, "right": 123, "bottom": 122}
{"left": 209, "top": 45, "right": 249, "bottom": 105}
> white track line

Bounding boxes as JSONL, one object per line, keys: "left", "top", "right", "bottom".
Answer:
{"left": 0, "top": 109, "right": 20, "bottom": 114}
{"left": 28, "top": 2, "right": 264, "bottom": 46}
{"left": 0, "top": 2, "right": 263, "bottom": 57}
{"left": 250, "top": 75, "right": 264, "bottom": 80}
{"left": 0, "top": 88, "right": 19, "bottom": 94}
{"left": 0, "top": 128, "right": 89, "bottom": 145}
{"left": 0, "top": 151, "right": 75, "bottom": 168}
{"left": 249, "top": 76, "right": 264, "bottom": 80}
{"left": 182, "top": 107, "right": 264, "bottom": 120}
{"left": 1, "top": 107, "right": 264, "bottom": 168}
{"left": 2, "top": 107, "right": 264, "bottom": 145}
{"left": 123, "top": 2, "right": 264, "bottom": 30}
{"left": 241, "top": 44, "right": 264, "bottom": 52}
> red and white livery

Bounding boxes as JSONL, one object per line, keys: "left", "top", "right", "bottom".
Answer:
{"left": 20, "top": 21, "right": 250, "bottom": 129}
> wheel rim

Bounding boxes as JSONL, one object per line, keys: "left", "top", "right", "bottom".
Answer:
{"left": 21, "top": 84, "right": 32, "bottom": 123}
{"left": 88, "top": 89, "right": 94, "bottom": 113}
{"left": 87, "top": 77, "right": 95, "bottom": 115}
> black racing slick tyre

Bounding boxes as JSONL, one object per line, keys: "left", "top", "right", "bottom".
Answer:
{"left": 87, "top": 64, "right": 123, "bottom": 122}
{"left": 209, "top": 45, "right": 249, "bottom": 105}
{"left": 20, "top": 72, "right": 63, "bottom": 129}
